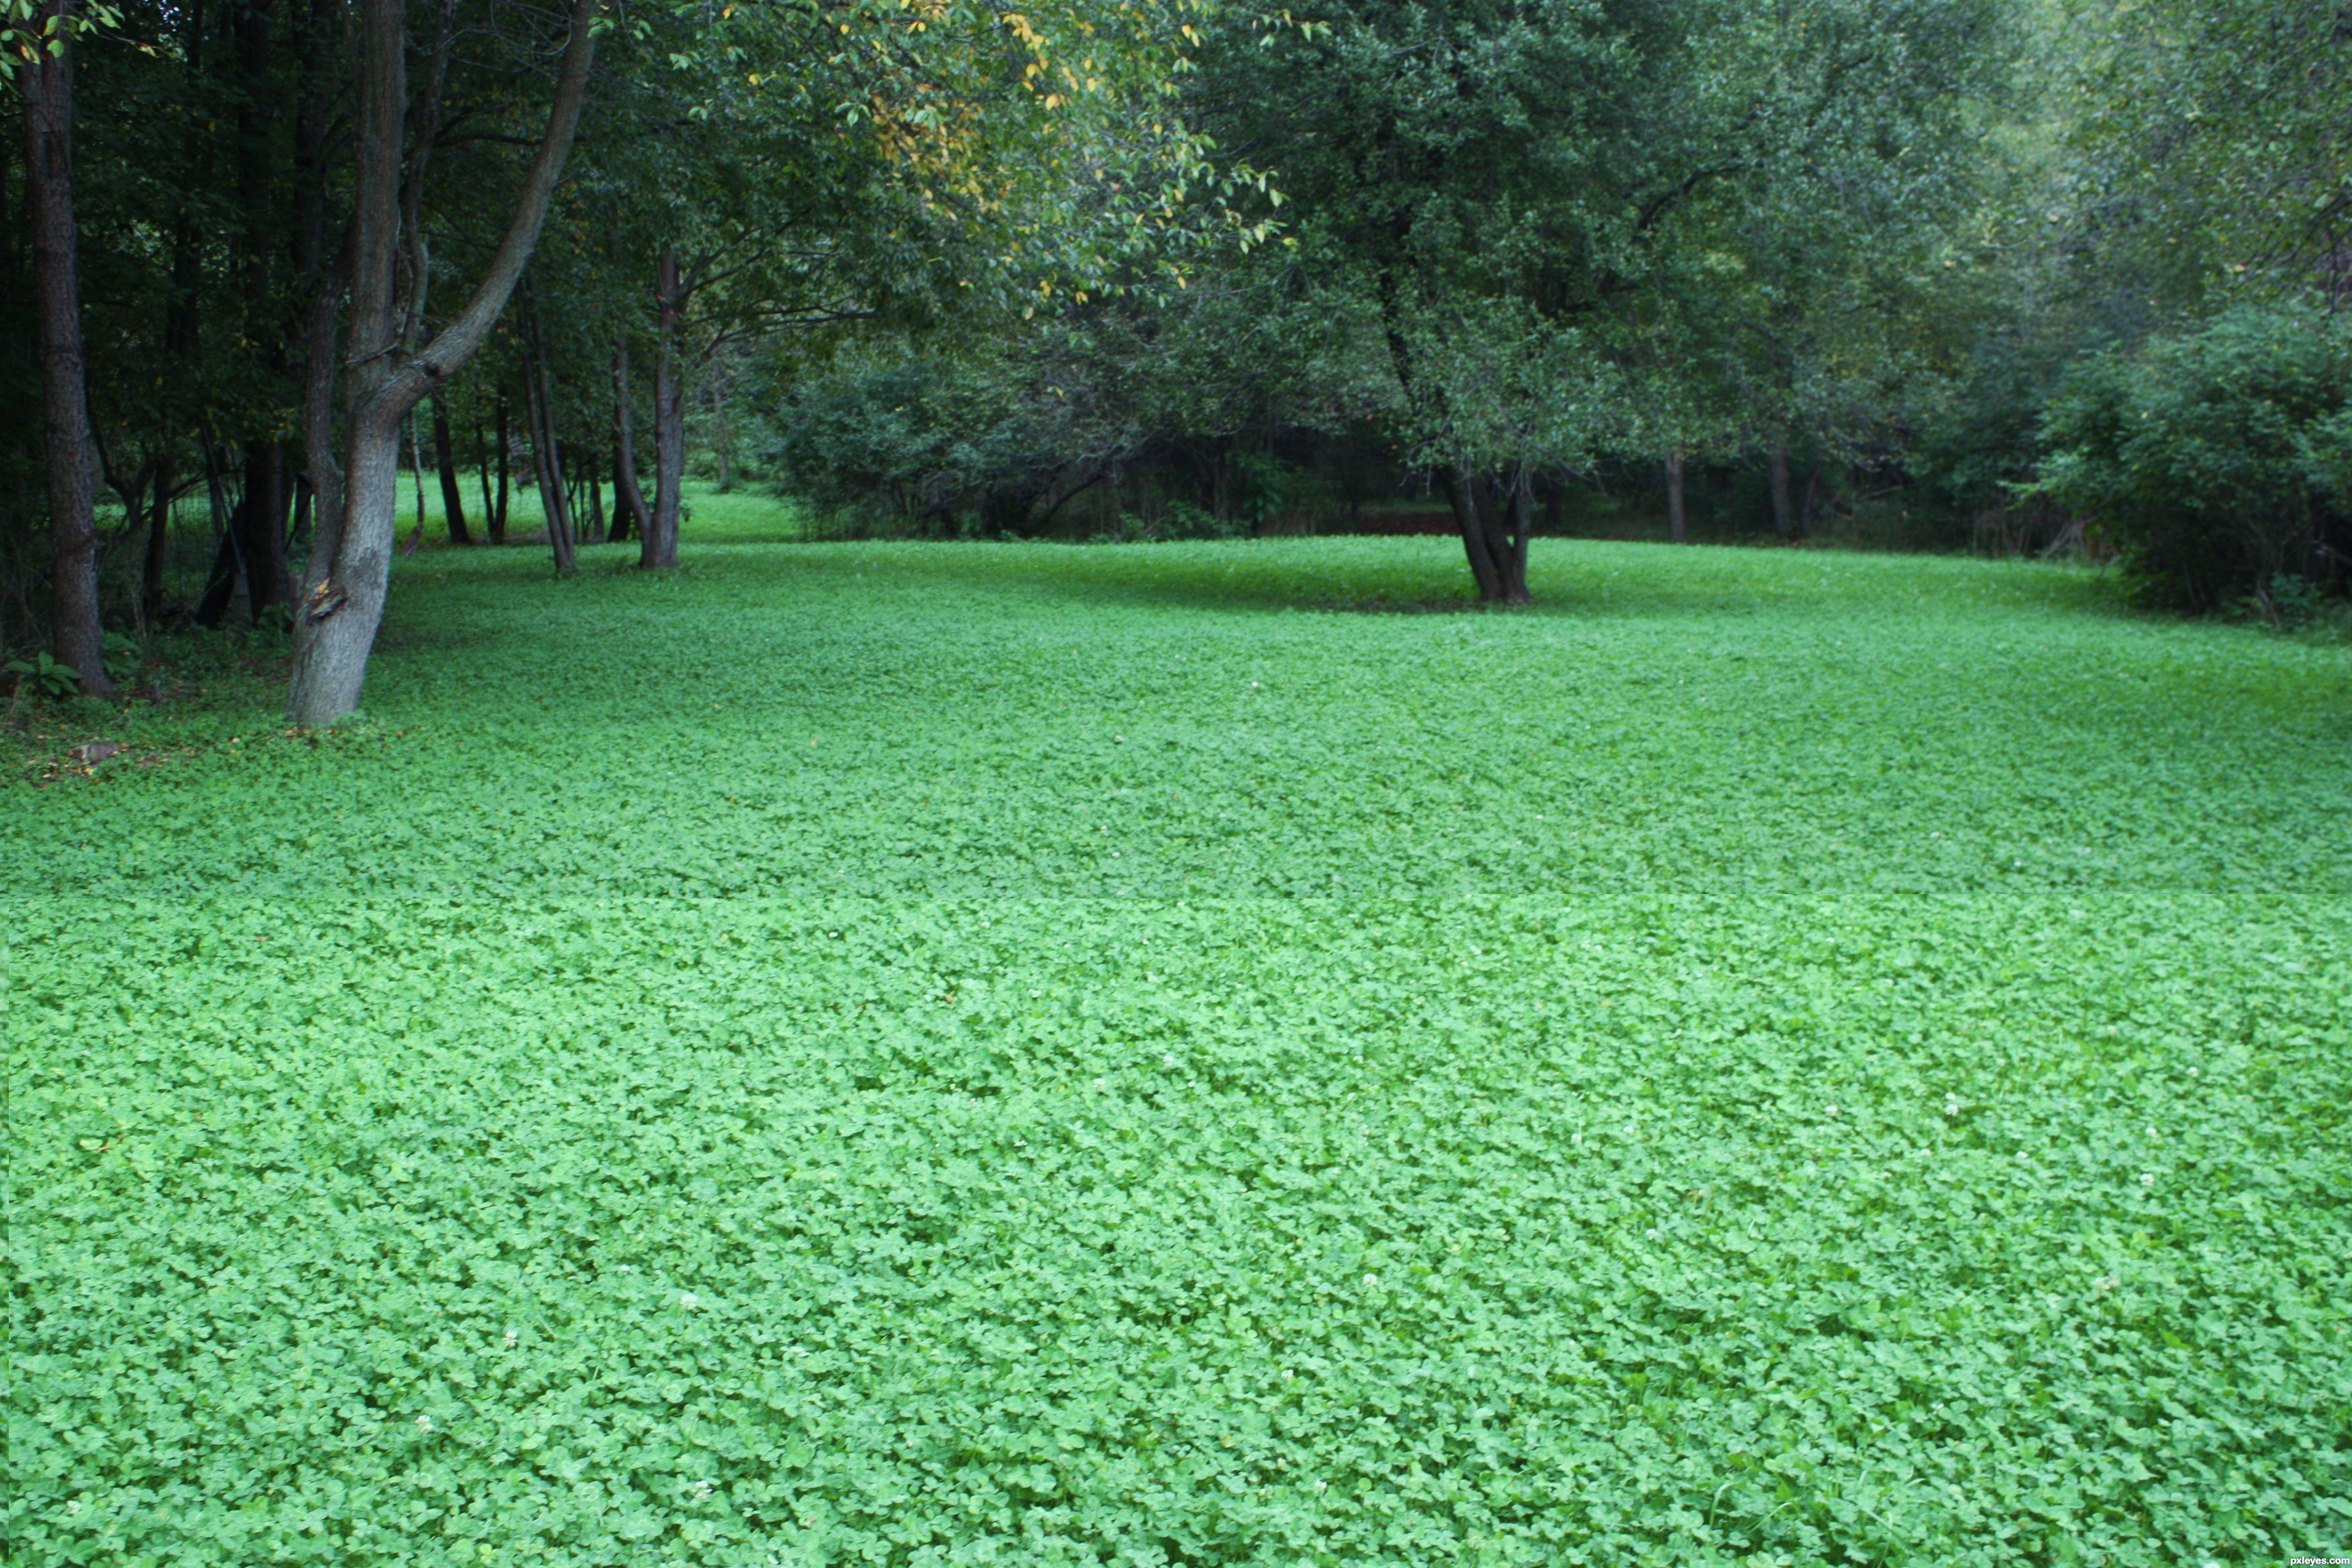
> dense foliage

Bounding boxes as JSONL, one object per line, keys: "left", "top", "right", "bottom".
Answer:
{"left": 10, "top": 530, "right": 2350, "bottom": 1564}
{"left": 2035, "top": 304, "right": 2352, "bottom": 610}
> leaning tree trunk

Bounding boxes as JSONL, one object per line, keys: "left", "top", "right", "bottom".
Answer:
{"left": 522, "top": 327, "right": 576, "bottom": 571}
{"left": 23, "top": 0, "right": 110, "bottom": 693}
{"left": 432, "top": 390, "right": 470, "bottom": 543}
{"left": 643, "top": 248, "right": 685, "bottom": 570}
{"left": 285, "top": 0, "right": 598, "bottom": 725}
{"left": 611, "top": 337, "right": 651, "bottom": 541}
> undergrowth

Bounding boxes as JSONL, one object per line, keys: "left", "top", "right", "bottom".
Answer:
{"left": 7, "top": 531, "right": 2348, "bottom": 1566}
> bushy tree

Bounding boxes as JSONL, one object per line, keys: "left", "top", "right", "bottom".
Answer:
{"left": 2035, "top": 302, "right": 2352, "bottom": 609}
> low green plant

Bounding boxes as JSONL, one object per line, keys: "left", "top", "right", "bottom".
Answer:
{"left": 101, "top": 633, "right": 141, "bottom": 685}
{"left": 6, "top": 650, "right": 81, "bottom": 698}
{"left": 7, "top": 536, "right": 2348, "bottom": 1566}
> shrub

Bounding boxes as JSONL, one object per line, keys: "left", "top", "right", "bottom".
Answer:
{"left": 2033, "top": 303, "right": 2352, "bottom": 609}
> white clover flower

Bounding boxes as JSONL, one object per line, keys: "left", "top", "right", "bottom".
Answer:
{"left": 2139, "top": 1173, "right": 2155, "bottom": 1188}
{"left": 692, "top": 1480, "right": 714, "bottom": 1500}
{"left": 504, "top": 1329, "right": 518, "bottom": 1348}
{"left": 680, "top": 1292, "right": 700, "bottom": 1309}
{"left": 1363, "top": 1273, "right": 1378, "bottom": 1288}
{"left": 64, "top": 1500, "right": 81, "bottom": 1517}
{"left": 1313, "top": 1480, "right": 1327, "bottom": 1493}
{"left": 416, "top": 1414, "right": 433, "bottom": 1433}
{"left": 1093, "top": 1077, "right": 1107, "bottom": 1090}
{"left": 1162, "top": 1054, "right": 1177, "bottom": 1068}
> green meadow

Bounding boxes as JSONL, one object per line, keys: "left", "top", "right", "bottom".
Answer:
{"left": 8, "top": 514, "right": 2349, "bottom": 1566}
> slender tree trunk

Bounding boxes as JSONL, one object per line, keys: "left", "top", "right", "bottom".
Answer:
{"left": 23, "top": 0, "right": 108, "bottom": 692}
{"left": 607, "top": 433, "right": 635, "bottom": 541}
{"left": 644, "top": 248, "right": 685, "bottom": 569}
{"left": 491, "top": 387, "right": 510, "bottom": 543}
{"left": 474, "top": 409, "right": 494, "bottom": 528}
{"left": 582, "top": 447, "right": 605, "bottom": 543}
{"left": 1800, "top": 458, "right": 1824, "bottom": 536}
{"left": 712, "top": 379, "right": 733, "bottom": 493}
{"left": 1500, "top": 463, "right": 1532, "bottom": 603}
{"left": 1768, "top": 443, "right": 1798, "bottom": 541}
{"left": 1665, "top": 448, "right": 1687, "bottom": 543}
{"left": 285, "top": 0, "right": 599, "bottom": 725}
{"left": 523, "top": 325, "right": 576, "bottom": 571}
{"left": 432, "top": 390, "right": 470, "bottom": 543}
{"left": 236, "top": 438, "right": 292, "bottom": 619}
{"left": 142, "top": 453, "right": 174, "bottom": 623}
{"left": 611, "top": 337, "right": 651, "bottom": 540}
{"left": 194, "top": 439, "right": 247, "bottom": 627}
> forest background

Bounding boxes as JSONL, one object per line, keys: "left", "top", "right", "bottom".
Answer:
{"left": 3, "top": 0, "right": 2349, "bottom": 719}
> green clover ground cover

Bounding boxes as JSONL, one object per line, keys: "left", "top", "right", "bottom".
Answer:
{"left": 7, "top": 532, "right": 2350, "bottom": 1566}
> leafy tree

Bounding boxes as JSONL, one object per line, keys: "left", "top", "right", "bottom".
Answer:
{"left": 2034, "top": 302, "right": 2351, "bottom": 609}
{"left": 1195, "top": 0, "right": 2008, "bottom": 596}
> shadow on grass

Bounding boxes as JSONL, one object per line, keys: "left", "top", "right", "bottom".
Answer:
{"left": 688, "top": 534, "right": 2135, "bottom": 626}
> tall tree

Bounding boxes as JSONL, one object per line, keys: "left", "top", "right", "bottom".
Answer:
{"left": 1199, "top": 0, "right": 2006, "bottom": 597}
{"left": 285, "top": 0, "right": 599, "bottom": 724}
{"left": 15, "top": 0, "right": 111, "bottom": 691}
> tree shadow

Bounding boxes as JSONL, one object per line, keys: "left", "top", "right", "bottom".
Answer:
{"left": 723, "top": 535, "right": 2134, "bottom": 625}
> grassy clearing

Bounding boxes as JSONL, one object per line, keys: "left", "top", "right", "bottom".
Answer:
{"left": 7, "top": 525, "right": 2349, "bottom": 1566}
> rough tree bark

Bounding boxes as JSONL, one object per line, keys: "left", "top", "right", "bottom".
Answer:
{"left": 431, "top": 390, "right": 469, "bottom": 543}
{"left": 610, "top": 337, "right": 650, "bottom": 542}
{"left": 643, "top": 248, "right": 685, "bottom": 569}
{"left": 285, "top": 0, "right": 600, "bottom": 725}
{"left": 21, "top": 0, "right": 110, "bottom": 692}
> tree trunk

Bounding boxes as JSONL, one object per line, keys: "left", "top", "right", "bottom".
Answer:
{"left": 643, "top": 248, "right": 685, "bottom": 569}
{"left": 491, "top": 388, "right": 510, "bottom": 543}
{"left": 1441, "top": 466, "right": 1503, "bottom": 601}
{"left": 713, "top": 379, "right": 733, "bottom": 492}
{"left": 142, "top": 453, "right": 173, "bottom": 624}
{"left": 432, "top": 390, "right": 470, "bottom": 543}
{"left": 581, "top": 447, "right": 605, "bottom": 543}
{"left": 194, "top": 440, "right": 246, "bottom": 628}
{"left": 1441, "top": 465, "right": 1531, "bottom": 604}
{"left": 611, "top": 337, "right": 650, "bottom": 542}
{"left": 23, "top": 0, "right": 109, "bottom": 693}
{"left": 1768, "top": 443, "right": 1798, "bottom": 541}
{"left": 1502, "top": 465, "right": 1532, "bottom": 601}
{"left": 285, "top": 0, "right": 599, "bottom": 726}
{"left": 1665, "top": 448, "right": 1687, "bottom": 543}
{"left": 524, "top": 325, "right": 576, "bottom": 571}
{"left": 236, "top": 438, "right": 292, "bottom": 619}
